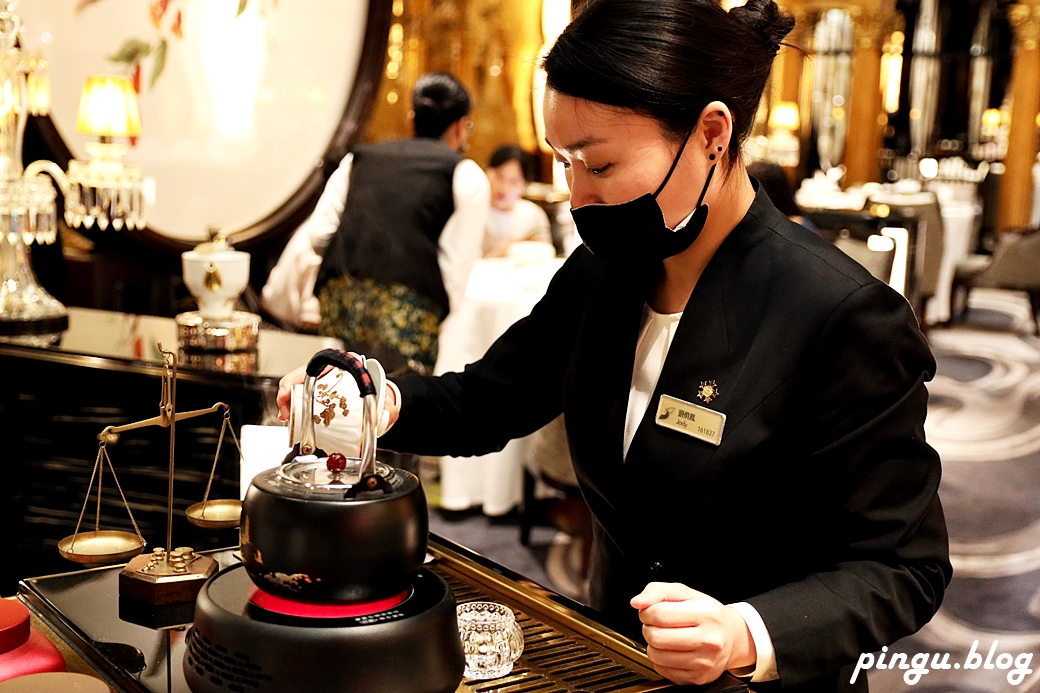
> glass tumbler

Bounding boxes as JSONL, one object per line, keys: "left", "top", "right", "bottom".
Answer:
{"left": 456, "top": 601, "right": 525, "bottom": 680}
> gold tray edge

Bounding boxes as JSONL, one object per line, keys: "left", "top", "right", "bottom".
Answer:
{"left": 429, "top": 540, "right": 658, "bottom": 673}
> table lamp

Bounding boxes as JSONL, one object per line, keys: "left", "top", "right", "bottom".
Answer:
{"left": 63, "top": 75, "right": 145, "bottom": 232}
{"left": 0, "top": 1, "right": 149, "bottom": 346}
{"left": 767, "top": 101, "right": 801, "bottom": 168}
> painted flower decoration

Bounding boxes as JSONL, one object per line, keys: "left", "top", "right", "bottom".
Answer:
{"left": 76, "top": 0, "right": 275, "bottom": 92}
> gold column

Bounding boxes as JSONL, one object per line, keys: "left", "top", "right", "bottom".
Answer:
{"left": 775, "top": 11, "right": 810, "bottom": 106}
{"left": 844, "top": 12, "right": 886, "bottom": 186}
{"left": 364, "top": 0, "right": 546, "bottom": 170}
{"left": 772, "top": 7, "right": 810, "bottom": 184}
{"left": 999, "top": 2, "right": 1040, "bottom": 232}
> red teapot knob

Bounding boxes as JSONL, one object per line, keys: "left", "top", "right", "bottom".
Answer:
{"left": 327, "top": 452, "right": 347, "bottom": 473}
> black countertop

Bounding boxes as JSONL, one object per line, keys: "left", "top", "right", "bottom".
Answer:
{"left": 0, "top": 307, "right": 341, "bottom": 383}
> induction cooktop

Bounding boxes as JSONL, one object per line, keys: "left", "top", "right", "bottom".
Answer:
{"left": 184, "top": 564, "right": 464, "bottom": 693}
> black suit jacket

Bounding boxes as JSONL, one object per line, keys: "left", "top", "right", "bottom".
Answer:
{"left": 381, "top": 184, "right": 951, "bottom": 691}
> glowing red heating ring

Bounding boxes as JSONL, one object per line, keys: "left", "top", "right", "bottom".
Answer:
{"left": 248, "top": 587, "right": 409, "bottom": 619}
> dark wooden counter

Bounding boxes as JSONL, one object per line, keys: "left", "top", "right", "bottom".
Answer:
{"left": 0, "top": 308, "right": 340, "bottom": 595}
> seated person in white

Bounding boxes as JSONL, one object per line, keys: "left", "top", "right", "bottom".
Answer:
{"left": 482, "top": 145, "right": 553, "bottom": 257}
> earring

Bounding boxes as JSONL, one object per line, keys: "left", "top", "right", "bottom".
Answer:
{"left": 717, "top": 146, "right": 723, "bottom": 152}
{"left": 709, "top": 154, "right": 716, "bottom": 161}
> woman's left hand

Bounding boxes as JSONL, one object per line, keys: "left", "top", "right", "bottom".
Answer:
{"left": 631, "top": 582, "right": 757, "bottom": 686}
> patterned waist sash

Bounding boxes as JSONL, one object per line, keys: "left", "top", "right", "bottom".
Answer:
{"left": 318, "top": 274, "right": 441, "bottom": 374}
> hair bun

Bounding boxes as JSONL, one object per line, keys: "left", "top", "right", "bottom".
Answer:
{"left": 730, "top": 0, "right": 795, "bottom": 52}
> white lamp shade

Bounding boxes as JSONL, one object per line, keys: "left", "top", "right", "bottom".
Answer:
{"left": 768, "top": 101, "right": 800, "bottom": 131}
{"left": 76, "top": 75, "right": 141, "bottom": 138}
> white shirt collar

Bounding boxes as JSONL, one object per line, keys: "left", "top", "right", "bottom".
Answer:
{"left": 669, "top": 208, "right": 697, "bottom": 232}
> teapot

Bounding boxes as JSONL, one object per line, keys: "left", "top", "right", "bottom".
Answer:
{"left": 240, "top": 349, "right": 427, "bottom": 603}
{"left": 181, "top": 244, "right": 251, "bottom": 321}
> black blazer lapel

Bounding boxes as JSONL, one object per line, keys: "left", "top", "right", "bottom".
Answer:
{"left": 625, "top": 234, "right": 733, "bottom": 469}
{"left": 564, "top": 263, "right": 651, "bottom": 553}
{"left": 626, "top": 187, "right": 791, "bottom": 467}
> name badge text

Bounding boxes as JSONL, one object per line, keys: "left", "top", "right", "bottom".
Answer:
{"left": 655, "top": 394, "right": 726, "bottom": 446}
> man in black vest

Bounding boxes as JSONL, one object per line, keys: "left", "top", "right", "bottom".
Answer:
{"left": 263, "top": 72, "right": 490, "bottom": 373}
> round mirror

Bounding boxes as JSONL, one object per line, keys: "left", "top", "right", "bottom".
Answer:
{"left": 21, "top": 0, "right": 390, "bottom": 245}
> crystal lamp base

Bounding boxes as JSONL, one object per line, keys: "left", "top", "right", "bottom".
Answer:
{"left": 0, "top": 234, "right": 68, "bottom": 346}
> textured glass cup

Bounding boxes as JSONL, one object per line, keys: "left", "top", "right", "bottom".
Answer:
{"left": 456, "top": 601, "right": 524, "bottom": 680}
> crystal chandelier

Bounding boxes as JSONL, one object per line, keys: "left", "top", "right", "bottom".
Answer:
{"left": 63, "top": 75, "right": 145, "bottom": 232}
{"left": 0, "top": 1, "right": 145, "bottom": 346}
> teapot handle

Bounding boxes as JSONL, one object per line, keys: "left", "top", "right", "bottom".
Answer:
{"left": 305, "top": 349, "right": 378, "bottom": 397}
{"left": 300, "top": 349, "right": 378, "bottom": 477}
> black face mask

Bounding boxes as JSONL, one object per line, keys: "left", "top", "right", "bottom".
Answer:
{"left": 571, "top": 129, "right": 716, "bottom": 265}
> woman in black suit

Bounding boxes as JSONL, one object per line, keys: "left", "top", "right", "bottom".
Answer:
{"left": 278, "top": 0, "right": 950, "bottom": 690}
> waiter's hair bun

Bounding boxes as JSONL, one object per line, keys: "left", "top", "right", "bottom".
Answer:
{"left": 730, "top": 0, "right": 796, "bottom": 52}
{"left": 544, "top": 0, "right": 795, "bottom": 164}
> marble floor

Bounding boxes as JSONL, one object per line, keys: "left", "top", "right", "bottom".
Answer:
{"left": 871, "top": 289, "right": 1040, "bottom": 693}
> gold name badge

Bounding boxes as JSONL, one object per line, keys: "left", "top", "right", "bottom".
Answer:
{"left": 655, "top": 394, "right": 726, "bottom": 446}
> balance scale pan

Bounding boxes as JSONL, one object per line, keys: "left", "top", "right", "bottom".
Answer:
{"left": 185, "top": 499, "right": 242, "bottom": 530}
{"left": 57, "top": 531, "right": 145, "bottom": 564}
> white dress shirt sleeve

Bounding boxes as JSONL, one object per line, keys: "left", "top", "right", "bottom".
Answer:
{"left": 727, "top": 602, "right": 780, "bottom": 682}
{"left": 260, "top": 154, "right": 353, "bottom": 326}
{"left": 438, "top": 158, "right": 491, "bottom": 318}
{"left": 306, "top": 153, "right": 353, "bottom": 255}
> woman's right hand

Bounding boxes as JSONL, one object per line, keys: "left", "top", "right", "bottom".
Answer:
{"left": 276, "top": 362, "right": 401, "bottom": 432}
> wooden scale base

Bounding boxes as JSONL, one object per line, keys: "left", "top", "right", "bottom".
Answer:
{"left": 119, "top": 548, "right": 218, "bottom": 605}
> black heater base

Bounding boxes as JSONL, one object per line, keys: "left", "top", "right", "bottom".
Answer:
{"left": 184, "top": 564, "right": 464, "bottom": 693}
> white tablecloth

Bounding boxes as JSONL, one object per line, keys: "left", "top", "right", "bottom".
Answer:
{"left": 926, "top": 203, "right": 978, "bottom": 324}
{"left": 434, "top": 258, "right": 566, "bottom": 515}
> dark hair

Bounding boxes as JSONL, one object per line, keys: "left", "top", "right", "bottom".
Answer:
{"left": 746, "top": 161, "right": 802, "bottom": 217}
{"left": 488, "top": 144, "right": 528, "bottom": 172}
{"left": 543, "top": 0, "right": 794, "bottom": 164}
{"left": 413, "top": 72, "right": 471, "bottom": 139}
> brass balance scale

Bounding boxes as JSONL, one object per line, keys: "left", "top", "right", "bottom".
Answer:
{"left": 56, "top": 344, "right": 246, "bottom": 604}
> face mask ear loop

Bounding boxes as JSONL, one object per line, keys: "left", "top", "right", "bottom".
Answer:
{"left": 696, "top": 163, "right": 717, "bottom": 208}
{"left": 652, "top": 125, "right": 697, "bottom": 199}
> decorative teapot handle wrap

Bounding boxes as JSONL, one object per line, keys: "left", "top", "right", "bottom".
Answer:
{"left": 300, "top": 349, "right": 379, "bottom": 477}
